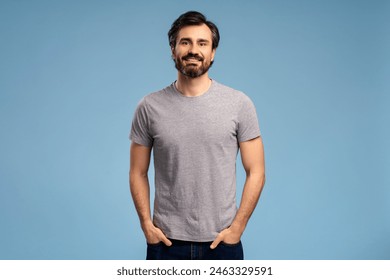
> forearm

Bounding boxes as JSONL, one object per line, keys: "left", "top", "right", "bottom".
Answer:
{"left": 231, "top": 171, "right": 265, "bottom": 234}
{"left": 129, "top": 173, "right": 153, "bottom": 229}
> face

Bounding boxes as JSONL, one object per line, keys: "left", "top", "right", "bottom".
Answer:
{"left": 172, "top": 24, "right": 216, "bottom": 78}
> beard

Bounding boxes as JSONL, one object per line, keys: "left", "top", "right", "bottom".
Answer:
{"left": 174, "top": 53, "right": 213, "bottom": 78}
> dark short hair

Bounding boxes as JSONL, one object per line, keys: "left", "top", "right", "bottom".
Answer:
{"left": 168, "top": 11, "right": 220, "bottom": 49}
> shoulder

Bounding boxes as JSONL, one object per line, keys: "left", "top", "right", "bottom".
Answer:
{"left": 137, "top": 83, "right": 174, "bottom": 108}
{"left": 212, "top": 80, "right": 253, "bottom": 105}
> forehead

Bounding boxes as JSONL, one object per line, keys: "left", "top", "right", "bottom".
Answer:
{"left": 177, "top": 24, "right": 213, "bottom": 41}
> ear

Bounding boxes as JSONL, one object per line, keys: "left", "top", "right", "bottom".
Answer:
{"left": 211, "top": 48, "right": 216, "bottom": 62}
{"left": 171, "top": 46, "right": 175, "bottom": 58}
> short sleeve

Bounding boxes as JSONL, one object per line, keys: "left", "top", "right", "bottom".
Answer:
{"left": 237, "top": 95, "right": 261, "bottom": 143}
{"left": 129, "top": 98, "right": 153, "bottom": 147}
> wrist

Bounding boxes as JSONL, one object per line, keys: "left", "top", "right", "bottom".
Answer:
{"left": 230, "top": 221, "right": 246, "bottom": 235}
{"left": 140, "top": 219, "right": 154, "bottom": 231}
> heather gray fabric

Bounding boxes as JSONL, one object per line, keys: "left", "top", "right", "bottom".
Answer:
{"left": 130, "top": 80, "right": 261, "bottom": 241}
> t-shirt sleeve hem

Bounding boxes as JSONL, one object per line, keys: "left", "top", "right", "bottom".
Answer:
{"left": 130, "top": 135, "right": 153, "bottom": 147}
{"left": 237, "top": 132, "right": 261, "bottom": 143}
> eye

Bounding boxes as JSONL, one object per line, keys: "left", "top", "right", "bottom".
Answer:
{"left": 180, "top": 41, "right": 189, "bottom": 45}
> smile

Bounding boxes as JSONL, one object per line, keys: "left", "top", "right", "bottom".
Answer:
{"left": 185, "top": 58, "right": 201, "bottom": 62}
{"left": 185, "top": 60, "right": 200, "bottom": 64}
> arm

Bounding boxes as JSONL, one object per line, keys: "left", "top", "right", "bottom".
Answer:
{"left": 129, "top": 142, "right": 172, "bottom": 246}
{"left": 211, "top": 136, "right": 265, "bottom": 248}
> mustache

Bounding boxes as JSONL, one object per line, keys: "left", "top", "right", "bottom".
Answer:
{"left": 182, "top": 54, "right": 203, "bottom": 61}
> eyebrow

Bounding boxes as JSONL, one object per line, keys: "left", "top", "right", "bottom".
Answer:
{"left": 179, "top": 37, "right": 211, "bottom": 43}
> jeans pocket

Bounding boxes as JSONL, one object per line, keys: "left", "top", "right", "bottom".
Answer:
{"left": 146, "top": 242, "right": 164, "bottom": 260}
{"left": 220, "top": 240, "right": 242, "bottom": 247}
{"left": 216, "top": 240, "right": 244, "bottom": 260}
{"left": 147, "top": 241, "right": 163, "bottom": 247}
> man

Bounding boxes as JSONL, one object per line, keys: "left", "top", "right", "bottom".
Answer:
{"left": 129, "top": 11, "right": 265, "bottom": 260}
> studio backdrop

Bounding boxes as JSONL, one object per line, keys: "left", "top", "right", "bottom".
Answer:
{"left": 0, "top": 0, "right": 389, "bottom": 259}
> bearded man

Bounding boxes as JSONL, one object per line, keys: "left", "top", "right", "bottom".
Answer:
{"left": 129, "top": 11, "right": 265, "bottom": 260}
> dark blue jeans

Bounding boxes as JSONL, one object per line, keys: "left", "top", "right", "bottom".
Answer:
{"left": 146, "top": 239, "right": 244, "bottom": 260}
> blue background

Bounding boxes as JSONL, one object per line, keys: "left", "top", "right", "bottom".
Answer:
{"left": 0, "top": 0, "right": 389, "bottom": 259}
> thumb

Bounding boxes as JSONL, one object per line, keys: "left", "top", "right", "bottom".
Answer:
{"left": 210, "top": 235, "right": 223, "bottom": 250}
{"left": 161, "top": 235, "right": 172, "bottom": 247}
{"left": 155, "top": 227, "right": 172, "bottom": 246}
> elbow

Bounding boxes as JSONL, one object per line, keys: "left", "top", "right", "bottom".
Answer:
{"left": 260, "top": 173, "right": 266, "bottom": 188}
{"left": 129, "top": 173, "right": 140, "bottom": 197}
{"left": 129, "top": 169, "right": 148, "bottom": 189}
{"left": 257, "top": 172, "right": 266, "bottom": 188}
{"left": 246, "top": 170, "right": 266, "bottom": 188}
{"left": 129, "top": 171, "right": 135, "bottom": 187}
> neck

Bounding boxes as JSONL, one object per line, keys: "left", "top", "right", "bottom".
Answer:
{"left": 175, "top": 73, "right": 212, "bottom": 97}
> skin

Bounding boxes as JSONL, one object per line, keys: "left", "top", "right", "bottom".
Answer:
{"left": 129, "top": 24, "right": 266, "bottom": 249}
{"left": 172, "top": 24, "right": 215, "bottom": 97}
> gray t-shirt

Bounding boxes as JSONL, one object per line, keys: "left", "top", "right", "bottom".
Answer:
{"left": 130, "top": 80, "right": 261, "bottom": 241}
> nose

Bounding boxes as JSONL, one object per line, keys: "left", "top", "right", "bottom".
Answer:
{"left": 188, "top": 43, "right": 199, "bottom": 55}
